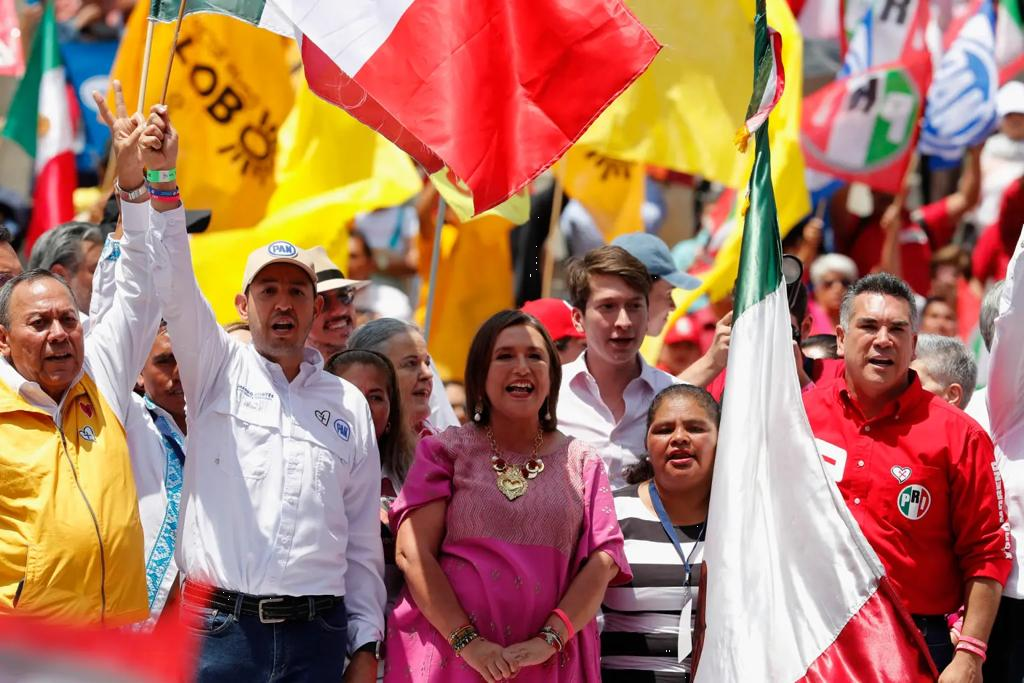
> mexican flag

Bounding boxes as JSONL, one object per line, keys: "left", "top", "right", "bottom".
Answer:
{"left": 151, "top": 0, "right": 659, "bottom": 218}
{"left": 2, "top": 1, "right": 75, "bottom": 251}
{"left": 693, "top": 2, "right": 936, "bottom": 680}
{"left": 996, "top": 0, "right": 1024, "bottom": 82}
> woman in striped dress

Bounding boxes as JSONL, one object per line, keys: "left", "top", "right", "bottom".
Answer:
{"left": 601, "top": 384, "right": 720, "bottom": 683}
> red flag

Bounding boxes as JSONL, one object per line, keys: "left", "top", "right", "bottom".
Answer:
{"left": 298, "top": 0, "right": 660, "bottom": 214}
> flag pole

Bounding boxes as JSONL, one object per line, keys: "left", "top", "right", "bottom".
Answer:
{"left": 540, "top": 175, "right": 564, "bottom": 297}
{"left": 137, "top": 19, "right": 156, "bottom": 112}
{"left": 423, "top": 196, "right": 447, "bottom": 343}
{"left": 158, "top": 0, "right": 188, "bottom": 104}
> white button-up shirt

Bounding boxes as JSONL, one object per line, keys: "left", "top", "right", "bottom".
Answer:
{"left": 979, "top": 231, "right": 1024, "bottom": 600}
{"left": 149, "top": 206, "right": 385, "bottom": 651}
{"left": 87, "top": 220, "right": 185, "bottom": 630}
{"left": 557, "top": 352, "right": 678, "bottom": 488}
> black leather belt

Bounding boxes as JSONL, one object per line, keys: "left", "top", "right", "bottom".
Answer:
{"left": 183, "top": 581, "right": 343, "bottom": 624}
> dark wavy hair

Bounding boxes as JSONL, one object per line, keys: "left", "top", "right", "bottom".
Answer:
{"left": 326, "top": 348, "right": 416, "bottom": 484}
{"left": 624, "top": 384, "right": 721, "bottom": 485}
{"left": 464, "top": 309, "right": 562, "bottom": 432}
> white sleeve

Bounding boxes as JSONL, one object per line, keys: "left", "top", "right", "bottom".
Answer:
{"left": 85, "top": 234, "right": 121, "bottom": 332}
{"left": 342, "top": 397, "right": 386, "bottom": 652}
{"left": 987, "top": 230, "right": 1024, "bottom": 441}
{"left": 428, "top": 368, "right": 460, "bottom": 430}
{"left": 84, "top": 200, "right": 162, "bottom": 423}
{"left": 149, "top": 205, "right": 233, "bottom": 413}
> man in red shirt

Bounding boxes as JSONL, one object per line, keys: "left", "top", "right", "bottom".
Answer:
{"left": 803, "top": 273, "right": 1011, "bottom": 680}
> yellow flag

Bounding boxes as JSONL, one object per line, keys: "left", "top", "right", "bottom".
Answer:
{"left": 415, "top": 214, "right": 516, "bottom": 382}
{"left": 109, "top": 2, "right": 296, "bottom": 230}
{"left": 578, "top": 0, "right": 808, "bottom": 233}
{"left": 554, "top": 148, "right": 645, "bottom": 241}
{"left": 428, "top": 168, "right": 530, "bottom": 225}
{"left": 189, "top": 81, "right": 423, "bottom": 323}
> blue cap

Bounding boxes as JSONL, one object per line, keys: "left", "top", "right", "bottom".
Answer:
{"left": 611, "top": 233, "right": 700, "bottom": 290}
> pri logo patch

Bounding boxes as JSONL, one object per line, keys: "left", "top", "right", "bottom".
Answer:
{"left": 897, "top": 484, "right": 931, "bottom": 520}
{"left": 267, "top": 241, "right": 298, "bottom": 258}
{"left": 334, "top": 418, "right": 351, "bottom": 441}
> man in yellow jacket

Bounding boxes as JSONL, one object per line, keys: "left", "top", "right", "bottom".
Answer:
{"left": 0, "top": 88, "right": 157, "bottom": 626}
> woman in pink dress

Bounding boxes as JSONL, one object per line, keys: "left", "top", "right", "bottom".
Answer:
{"left": 385, "top": 309, "right": 631, "bottom": 682}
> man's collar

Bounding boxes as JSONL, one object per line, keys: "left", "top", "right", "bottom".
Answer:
{"left": 0, "top": 355, "right": 84, "bottom": 413}
{"left": 836, "top": 369, "right": 927, "bottom": 422}
{"left": 566, "top": 350, "right": 654, "bottom": 389}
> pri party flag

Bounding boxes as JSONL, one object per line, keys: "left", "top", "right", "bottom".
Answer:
{"left": 919, "top": 0, "right": 999, "bottom": 161}
{"left": 2, "top": 1, "right": 75, "bottom": 251}
{"left": 112, "top": 1, "right": 296, "bottom": 230}
{"left": 840, "top": 0, "right": 931, "bottom": 77}
{"left": 153, "top": 0, "right": 660, "bottom": 219}
{"left": 996, "top": 0, "right": 1024, "bottom": 81}
{"left": 693, "top": 3, "right": 937, "bottom": 680}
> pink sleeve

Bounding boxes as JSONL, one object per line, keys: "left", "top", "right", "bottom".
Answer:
{"left": 388, "top": 435, "right": 454, "bottom": 532}
{"left": 581, "top": 450, "right": 633, "bottom": 586}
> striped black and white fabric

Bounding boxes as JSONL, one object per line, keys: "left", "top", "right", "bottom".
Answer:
{"left": 600, "top": 483, "right": 704, "bottom": 683}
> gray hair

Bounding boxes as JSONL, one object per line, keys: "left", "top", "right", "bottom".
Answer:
{"left": 809, "top": 253, "right": 859, "bottom": 288}
{"left": 348, "top": 317, "right": 422, "bottom": 352}
{"left": 978, "top": 281, "right": 1005, "bottom": 352}
{"left": 27, "top": 221, "right": 103, "bottom": 274}
{"left": 915, "top": 334, "right": 977, "bottom": 407}
{"left": 0, "top": 269, "right": 77, "bottom": 328}
{"left": 839, "top": 273, "right": 920, "bottom": 332}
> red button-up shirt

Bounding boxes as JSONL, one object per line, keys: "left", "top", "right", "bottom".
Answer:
{"left": 803, "top": 373, "right": 1012, "bottom": 615}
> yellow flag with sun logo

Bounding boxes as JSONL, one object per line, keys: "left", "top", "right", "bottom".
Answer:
{"left": 109, "top": 1, "right": 296, "bottom": 230}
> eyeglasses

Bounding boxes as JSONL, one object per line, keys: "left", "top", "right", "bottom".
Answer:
{"left": 325, "top": 287, "right": 356, "bottom": 305}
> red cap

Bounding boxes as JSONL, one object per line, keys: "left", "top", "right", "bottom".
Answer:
{"left": 664, "top": 314, "right": 701, "bottom": 346}
{"left": 522, "top": 298, "right": 585, "bottom": 341}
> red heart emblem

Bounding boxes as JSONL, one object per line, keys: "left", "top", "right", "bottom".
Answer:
{"left": 80, "top": 400, "right": 94, "bottom": 419}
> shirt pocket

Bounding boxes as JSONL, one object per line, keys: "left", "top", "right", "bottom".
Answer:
{"left": 210, "top": 400, "right": 278, "bottom": 481}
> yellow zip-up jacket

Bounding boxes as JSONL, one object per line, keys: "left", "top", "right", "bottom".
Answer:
{"left": 0, "top": 365, "right": 148, "bottom": 626}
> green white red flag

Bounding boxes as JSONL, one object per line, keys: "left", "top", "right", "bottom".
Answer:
{"left": 996, "top": 0, "right": 1024, "bottom": 81}
{"left": 693, "top": 2, "right": 936, "bottom": 680}
{"left": 2, "top": 1, "right": 75, "bottom": 251}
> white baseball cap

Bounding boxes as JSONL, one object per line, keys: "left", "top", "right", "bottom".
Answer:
{"left": 997, "top": 81, "right": 1024, "bottom": 118}
{"left": 241, "top": 241, "right": 317, "bottom": 292}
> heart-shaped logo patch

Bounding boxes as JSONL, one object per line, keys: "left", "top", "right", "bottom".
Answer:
{"left": 80, "top": 400, "right": 94, "bottom": 419}
{"left": 79, "top": 426, "right": 97, "bottom": 443}
{"left": 890, "top": 466, "right": 911, "bottom": 484}
{"left": 315, "top": 409, "right": 330, "bottom": 426}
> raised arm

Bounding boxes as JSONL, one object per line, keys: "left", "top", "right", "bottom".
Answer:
{"left": 82, "top": 82, "right": 161, "bottom": 422}
{"left": 986, "top": 227, "right": 1024, "bottom": 439}
{"left": 141, "top": 105, "right": 234, "bottom": 413}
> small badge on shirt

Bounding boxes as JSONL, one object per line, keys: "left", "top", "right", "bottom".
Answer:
{"left": 890, "top": 465, "right": 911, "bottom": 483}
{"left": 79, "top": 426, "right": 97, "bottom": 442}
{"left": 79, "top": 398, "right": 94, "bottom": 419}
{"left": 333, "top": 418, "right": 351, "bottom": 441}
{"left": 315, "top": 409, "right": 331, "bottom": 426}
{"left": 897, "top": 484, "right": 931, "bottom": 520}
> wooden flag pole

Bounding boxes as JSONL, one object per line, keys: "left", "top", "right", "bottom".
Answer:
{"left": 158, "top": 0, "right": 188, "bottom": 104}
{"left": 423, "top": 196, "right": 447, "bottom": 344}
{"left": 540, "top": 175, "right": 565, "bottom": 298}
{"left": 137, "top": 19, "right": 156, "bottom": 112}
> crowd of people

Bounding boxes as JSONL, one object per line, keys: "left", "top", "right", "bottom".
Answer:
{"left": 0, "top": 42, "right": 1022, "bottom": 683}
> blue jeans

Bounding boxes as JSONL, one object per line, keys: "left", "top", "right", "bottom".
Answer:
{"left": 183, "top": 595, "right": 348, "bottom": 682}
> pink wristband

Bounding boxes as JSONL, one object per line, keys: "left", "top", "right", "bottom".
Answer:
{"left": 955, "top": 641, "right": 987, "bottom": 662}
{"left": 551, "top": 608, "right": 575, "bottom": 640}
{"left": 957, "top": 635, "right": 988, "bottom": 652}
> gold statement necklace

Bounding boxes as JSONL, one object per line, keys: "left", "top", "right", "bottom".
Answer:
{"left": 486, "top": 426, "right": 545, "bottom": 501}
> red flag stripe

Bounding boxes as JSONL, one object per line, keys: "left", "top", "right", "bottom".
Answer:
{"left": 25, "top": 151, "right": 76, "bottom": 252}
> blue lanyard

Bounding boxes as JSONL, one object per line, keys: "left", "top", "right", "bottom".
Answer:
{"left": 648, "top": 482, "right": 705, "bottom": 585}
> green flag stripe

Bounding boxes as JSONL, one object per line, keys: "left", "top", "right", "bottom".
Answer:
{"left": 732, "top": 1, "right": 783, "bottom": 319}
{"left": 151, "top": 0, "right": 267, "bottom": 24}
{"left": 2, "top": 2, "right": 61, "bottom": 157}
{"left": 1002, "top": 0, "right": 1023, "bottom": 26}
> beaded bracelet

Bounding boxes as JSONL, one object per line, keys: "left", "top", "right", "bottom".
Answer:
{"left": 448, "top": 624, "right": 480, "bottom": 657}
{"left": 145, "top": 168, "right": 176, "bottom": 183}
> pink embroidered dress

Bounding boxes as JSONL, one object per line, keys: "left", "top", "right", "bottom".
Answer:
{"left": 385, "top": 425, "right": 631, "bottom": 682}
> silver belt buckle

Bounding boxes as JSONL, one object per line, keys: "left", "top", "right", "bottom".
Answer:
{"left": 258, "top": 597, "right": 285, "bottom": 624}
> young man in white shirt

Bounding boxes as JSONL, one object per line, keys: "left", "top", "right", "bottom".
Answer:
{"left": 557, "top": 245, "right": 678, "bottom": 488}
{"left": 140, "top": 106, "right": 385, "bottom": 682}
